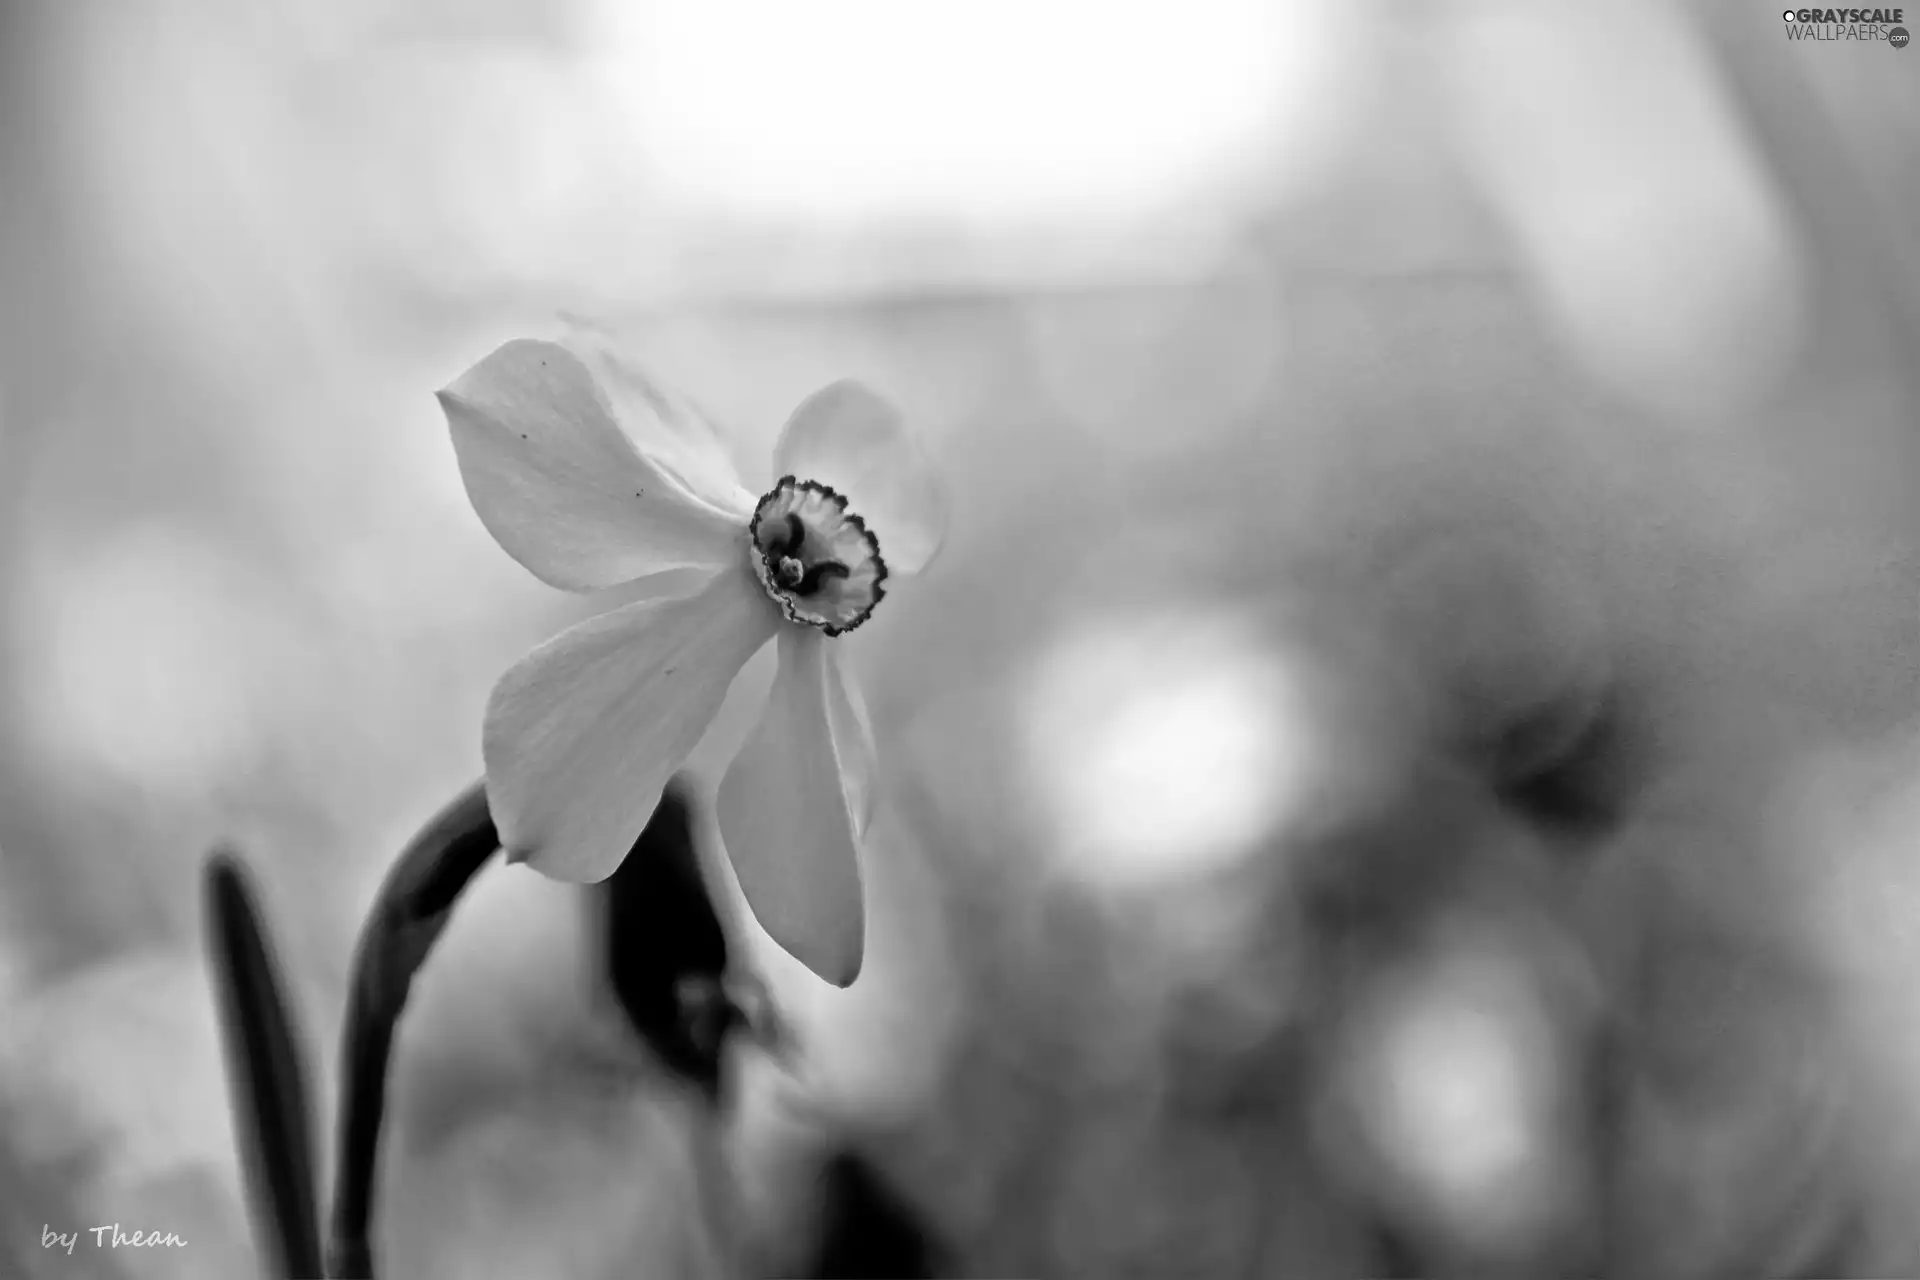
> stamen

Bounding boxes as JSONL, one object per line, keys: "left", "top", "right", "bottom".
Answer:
{"left": 794, "top": 561, "right": 851, "bottom": 596}
{"left": 775, "top": 556, "right": 806, "bottom": 589}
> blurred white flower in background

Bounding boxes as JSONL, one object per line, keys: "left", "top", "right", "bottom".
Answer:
{"left": 1314, "top": 917, "right": 1598, "bottom": 1266}
{"left": 440, "top": 331, "right": 947, "bottom": 985}
{"left": 1019, "top": 608, "right": 1324, "bottom": 892}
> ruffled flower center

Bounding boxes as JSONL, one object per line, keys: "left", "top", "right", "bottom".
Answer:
{"left": 748, "top": 477, "right": 888, "bottom": 635}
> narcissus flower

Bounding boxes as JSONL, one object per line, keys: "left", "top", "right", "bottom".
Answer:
{"left": 437, "top": 333, "right": 946, "bottom": 986}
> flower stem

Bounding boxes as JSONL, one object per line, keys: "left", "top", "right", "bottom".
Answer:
{"left": 327, "top": 779, "right": 498, "bottom": 1278}
{"left": 326, "top": 774, "right": 780, "bottom": 1277}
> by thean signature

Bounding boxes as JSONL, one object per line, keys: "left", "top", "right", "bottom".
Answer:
{"left": 41, "top": 1224, "right": 188, "bottom": 1255}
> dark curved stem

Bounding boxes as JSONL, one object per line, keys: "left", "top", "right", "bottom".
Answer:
{"left": 203, "top": 849, "right": 326, "bottom": 1279}
{"left": 327, "top": 779, "right": 499, "bottom": 1279}
{"left": 324, "top": 772, "right": 783, "bottom": 1276}
{"left": 800, "top": 1150, "right": 944, "bottom": 1280}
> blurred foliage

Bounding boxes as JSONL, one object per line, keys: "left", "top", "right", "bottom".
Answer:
{"left": 1, "top": 0, "right": 1918, "bottom": 1276}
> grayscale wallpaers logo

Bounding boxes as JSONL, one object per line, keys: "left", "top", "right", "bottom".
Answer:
{"left": 1782, "top": 7, "right": 1910, "bottom": 43}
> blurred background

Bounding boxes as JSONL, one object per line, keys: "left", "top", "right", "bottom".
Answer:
{"left": 2, "top": 0, "right": 1918, "bottom": 1275}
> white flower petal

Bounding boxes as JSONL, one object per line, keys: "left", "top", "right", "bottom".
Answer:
{"left": 716, "top": 629, "right": 868, "bottom": 986}
{"left": 772, "top": 381, "right": 948, "bottom": 577}
{"left": 484, "top": 567, "right": 777, "bottom": 882}
{"left": 439, "top": 339, "right": 749, "bottom": 592}
{"left": 559, "top": 322, "right": 759, "bottom": 520}
{"left": 824, "top": 644, "right": 878, "bottom": 838}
